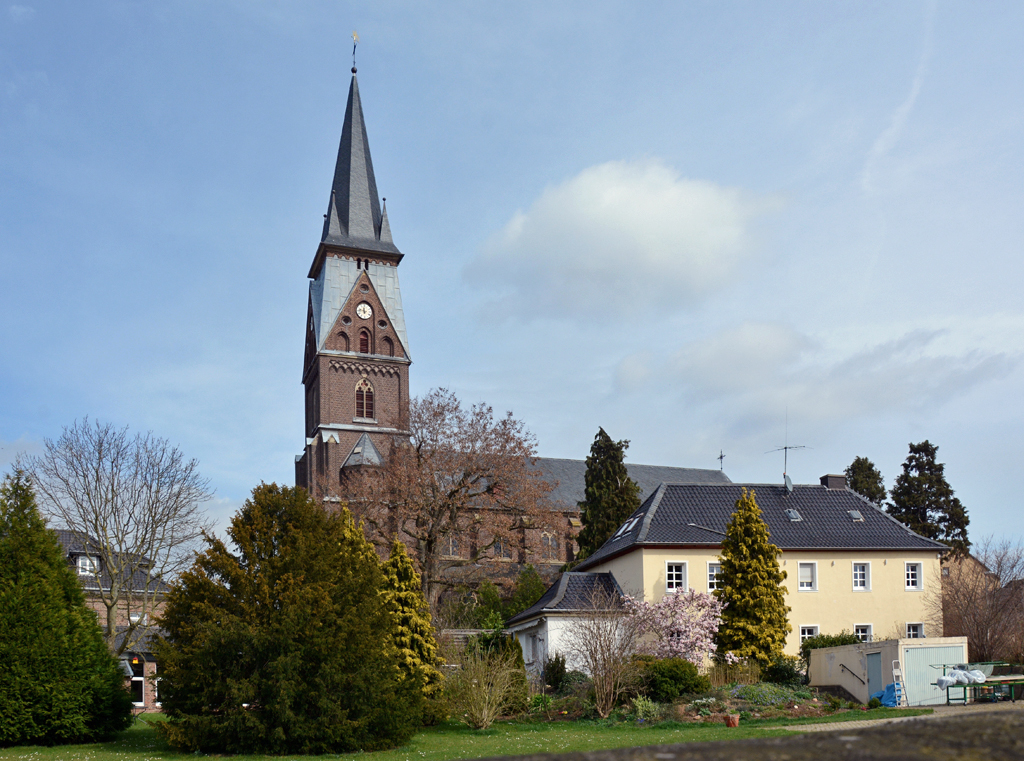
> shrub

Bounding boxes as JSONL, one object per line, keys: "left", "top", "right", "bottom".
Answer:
{"left": 470, "top": 631, "right": 529, "bottom": 714}
{"left": 761, "top": 655, "right": 803, "bottom": 685}
{"left": 729, "top": 682, "right": 797, "bottom": 707}
{"left": 154, "top": 484, "right": 422, "bottom": 754}
{"left": 530, "top": 694, "right": 553, "bottom": 713}
{"left": 799, "top": 631, "right": 861, "bottom": 670}
{"left": 543, "top": 652, "right": 567, "bottom": 693}
{"left": 558, "top": 670, "right": 590, "bottom": 696}
{"left": 447, "top": 647, "right": 527, "bottom": 729}
{"left": 635, "top": 656, "right": 711, "bottom": 702}
{"left": 381, "top": 542, "right": 446, "bottom": 724}
{"left": 0, "top": 471, "right": 133, "bottom": 746}
{"left": 868, "top": 697, "right": 882, "bottom": 709}
{"left": 631, "top": 695, "right": 660, "bottom": 723}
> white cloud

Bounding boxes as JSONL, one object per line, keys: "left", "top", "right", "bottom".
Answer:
{"left": 8, "top": 5, "right": 35, "bottom": 21}
{"left": 466, "top": 159, "right": 773, "bottom": 319}
{"left": 620, "top": 323, "right": 1015, "bottom": 434}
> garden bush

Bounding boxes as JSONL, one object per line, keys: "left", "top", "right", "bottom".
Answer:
{"left": 729, "top": 682, "right": 797, "bottom": 707}
{"left": 558, "top": 670, "right": 590, "bottom": 696}
{"left": 447, "top": 647, "right": 527, "bottom": 729}
{"left": 469, "top": 630, "right": 529, "bottom": 714}
{"left": 868, "top": 697, "right": 882, "bottom": 709}
{"left": 761, "top": 654, "right": 804, "bottom": 685}
{"left": 635, "top": 656, "right": 710, "bottom": 702}
{"left": 631, "top": 695, "right": 660, "bottom": 723}
{"left": 543, "top": 652, "right": 567, "bottom": 693}
{"left": 155, "top": 484, "right": 422, "bottom": 754}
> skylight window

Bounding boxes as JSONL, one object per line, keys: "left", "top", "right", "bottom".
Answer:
{"left": 848, "top": 510, "right": 864, "bottom": 522}
{"left": 613, "top": 516, "right": 641, "bottom": 539}
{"left": 785, "top": 509, "right": 802, "bottom": 522}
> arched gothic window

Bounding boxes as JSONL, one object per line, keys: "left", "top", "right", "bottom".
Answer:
{"left": 359, "top": 329, "right": 370, "bottom": 354}
{"left": 355, "top": 378, "right": 374, "bottom": 419}
{"left": 338, "top": 331, "right": 350, "bottom": 351}
{"left": 382, "top": 336, "right": 394, "bottom": 357}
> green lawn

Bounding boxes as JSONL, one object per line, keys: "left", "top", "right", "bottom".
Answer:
{"left": 0, "top": 708, "right": 932, "bottom": 761}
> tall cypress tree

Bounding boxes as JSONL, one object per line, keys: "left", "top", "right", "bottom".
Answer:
{"left": 154, "top": 484, "right": 422, "bottom": 754}
{"left": 0, "top": 471, "right": 132, "bottom": 746}
{"left": 381, "top": 541, "right": 444, "bottom": 724}
{"left": 576, "top": 428, "right": 641, "bottom": 560}
{"left": 844, "top": 456, "right": 887, "bottom": 505}
{"left": 888, "top": 440, "right": 970, "bottom": 555}
{"left": 714, "top": 489, "right": 791, "bottom": 667}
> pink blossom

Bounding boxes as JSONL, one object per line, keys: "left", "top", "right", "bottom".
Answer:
{"left": 625, "top": 590, "right": 725, "bottom": 665}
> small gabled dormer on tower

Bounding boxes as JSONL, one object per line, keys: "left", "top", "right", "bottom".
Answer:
{"left": 296, "top": 67, "right": 411, "bottom": 497}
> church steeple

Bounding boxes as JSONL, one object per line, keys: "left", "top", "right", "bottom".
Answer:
{"left": 321, "top": 73, "right": 400, "bottom": 254}
{"left": 297, "top": 67, "right": 411, "bottom": 498}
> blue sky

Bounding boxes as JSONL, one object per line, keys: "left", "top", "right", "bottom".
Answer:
{"left": 2, "top": 1, "right": 1022, "bottom": 542}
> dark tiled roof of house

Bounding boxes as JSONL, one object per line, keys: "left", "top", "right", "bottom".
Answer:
{"left": 576, "top": 482, "right": 946, "bottom": 571}
{"left": 505, "top": 571, "right": 623, "bottom": 626}
{"left": 53, "top": 529, "right": 169, "bottom": 595}
{"left": 533, "top": 457, "right": 731, "bottom": 511}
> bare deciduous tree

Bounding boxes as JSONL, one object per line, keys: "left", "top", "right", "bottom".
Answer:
{"left": 21, "top": 418, "right": 214, "bottom": 654}
{"left": 931, "top": 537, "right": 1024, "bottom": 662}
{"left": 341, "top": 388, "right": 552, "bottom": 610}
{"left": 561, "top": 582, "right": 645, "bottom": 719}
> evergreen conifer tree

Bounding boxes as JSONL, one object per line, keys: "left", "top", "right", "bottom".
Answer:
{"left": 888, "top": 440, "right": 970, "bottom": 555}
{"left": 576, "top": 428, "right": 641, "bottom": 560}
{"left": 714, "top": 488, "right": 791, "bottom": 667}
{"left": 381, "top": 541, "right": 445, "bottom": 724}
{"left": 154, "top": 484, "right": 421, "bottom": 754}
{"left": 844, "top": 456, "right": 887, "bottom": 505}
{"left": 0, "top": 471, "right": 132, "bottom": 746}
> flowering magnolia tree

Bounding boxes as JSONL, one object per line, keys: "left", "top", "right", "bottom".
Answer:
{"left": 627, "top": 590, "right": 726, "bottom": 665}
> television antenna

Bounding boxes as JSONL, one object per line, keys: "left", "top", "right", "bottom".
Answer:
{"left": 765, "top": 409, "right": 808, "bottom": 489}
{"left": 717, "top": 450, "right": 726, "bottom": 471}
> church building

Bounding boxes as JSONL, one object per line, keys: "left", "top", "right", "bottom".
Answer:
{"left": 295, "top": 68, "right": 411, "bottom": 497}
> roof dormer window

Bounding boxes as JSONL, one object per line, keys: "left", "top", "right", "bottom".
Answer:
{"left": 77, "top": 555, "right": 99, "bottom": 575}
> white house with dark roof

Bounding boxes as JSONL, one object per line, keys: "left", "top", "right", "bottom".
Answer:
{"left": 507, "top": 474, "right": 947, "bottom": 665}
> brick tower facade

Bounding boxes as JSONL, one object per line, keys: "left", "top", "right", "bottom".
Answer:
{"left": 295, "top": 71, "right": 410, "bottom": 497}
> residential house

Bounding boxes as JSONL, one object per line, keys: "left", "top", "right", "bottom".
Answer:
{"left": 507, "top": 474, "right": 947, "bottom": 671}
{"left": 55, "top": 530, "right": 166, "bottom": 711}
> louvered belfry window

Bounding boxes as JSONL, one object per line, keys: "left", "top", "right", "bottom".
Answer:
{"left": 359, "top": 330, "right": 370, "bottom": 353}
{"left": 355, "top": 379, "right": 374, "bottom": 419}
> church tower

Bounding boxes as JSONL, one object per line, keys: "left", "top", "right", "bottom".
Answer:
{"left": 295, "top": 70, "right": 411, "bottom": 497}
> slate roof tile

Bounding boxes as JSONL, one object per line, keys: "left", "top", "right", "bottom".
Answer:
{"left": 505, "top": 572, "right": 622, "bottom": 626}
{"left": 576, "top": 482, "right": 946, "bottom": 570}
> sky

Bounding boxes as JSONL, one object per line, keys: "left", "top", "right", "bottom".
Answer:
{"left": 2, "top": 1, "right": 1022, "bottom": 542}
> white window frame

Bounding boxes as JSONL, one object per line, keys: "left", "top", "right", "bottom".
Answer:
{"left": 799, "top": 625, "right": 819, "bottom": 643}
{"left": 129, "top": 612, "right": 148, "bottom": 625}
{"left": 852, "top": 561, "right": 871, "bottom": 591}
{"left": 854, "top": 624, "right": 873, "bottom": 642}
{"left": 906, "top": 622, "right": 925, "bottom": 638}
{"left": 707, "top": 561, "right": 722, "bottom": 592}
{"left": 798, "top": 561, "right": 818, "bottom": 591}
{"left": 905, "top": 562, "right": 923, "bottom": 591}
{"left": 665, "top": 561, "right": 688, "bottom": 594}
{"left": 77, "top": 555, "right": 99, "bottom": 576}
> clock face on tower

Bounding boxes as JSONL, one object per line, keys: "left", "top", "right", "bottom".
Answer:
{"left": 356, "top": 303, "right": 372, "bottom": 320}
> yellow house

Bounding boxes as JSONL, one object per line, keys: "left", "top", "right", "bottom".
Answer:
{"left": 571, "top": 474, "right": 946, "bottom": 656}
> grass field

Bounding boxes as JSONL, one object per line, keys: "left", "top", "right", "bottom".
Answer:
{"left": 0, "top": 708, "right": 932, "bottom": 761}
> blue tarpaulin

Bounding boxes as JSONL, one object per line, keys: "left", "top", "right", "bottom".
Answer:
{"left": 869, "top": 683, "right": 899, "bottom": 707}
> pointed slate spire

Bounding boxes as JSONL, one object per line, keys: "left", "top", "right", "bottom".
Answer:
{"left": 321, "top": 73, "right": 400, "bottom": 254}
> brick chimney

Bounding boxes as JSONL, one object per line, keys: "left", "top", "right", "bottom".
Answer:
{"left": 820, "top": 474, "right": 847, "bottom": 490}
